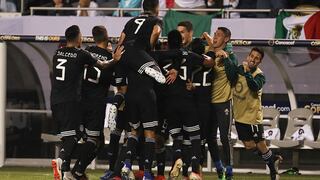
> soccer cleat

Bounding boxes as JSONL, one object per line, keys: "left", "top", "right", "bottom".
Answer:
{"left": 52, "top": 158, "right": 62, "bottom": 180}
{"left": 182, "top": 176, "right": 189, "bottom": 180}
{"left": 73, "top": 172, "right": 89, "bottom": 180}
{"left": 121, "top": 162, "right": 135, "bottom": 180}
{"left": 112, "top": 176, "right": 122, "bottom": 180}
{"left": 169, "top": 158, "right": 183, "bottom": 179}
{"left": 144, "top": 67, "right": 166, "bottom": 84}
{"left": 217, "top": 169, "right": 225, "bottom": 180}
{"left": 134, "top": 170, "right": 144, "bottom": 180}
{"left": 154, "top": 175, "right": 166, "bottom": 180}
{"left": 188, "top": 172, "right": 201, "bottom": 180}
{"left": 142, "top": 172, "right": 154, "bottom": 180}
{"left": 199, "top": 165, "right": 203, "bottom": 178}
{"left": 226, "top": 175, "right": 234, "bottom": 180}
{"left": 225, "top": 166, "right": 233, "bottom": 180}
{"left": 100, "top": 170, "right": 114, "bottom": 180}
{"left": 63, "top": 171, "right": 76, "bottom": 180}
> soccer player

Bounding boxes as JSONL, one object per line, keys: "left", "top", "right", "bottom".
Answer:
{"left": 232, "top": 47, "right": 282, "bottom": 180}
{"left": 70, "top": 25, "right": 116, "bottom": 179}
{"left": 51, "top": 25, "right": 123, "bottom": 180}
{"left": 115, "top": 1, "right": 167, "bottom": 179}
{"left": 177, "top": 21, "right": 194, "bottom": 49}
{"left": 202, "top": 27, "right": 237, "bottom": 180}
{"left": 187, "top": 38, "right": 214, "bottom": 178}
{"left": 160, "top": 30, "right": 213, "bottom": 180}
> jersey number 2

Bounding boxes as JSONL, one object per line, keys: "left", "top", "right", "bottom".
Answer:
{"left": 134, "top": 19, "right": 146, "bottom": 34}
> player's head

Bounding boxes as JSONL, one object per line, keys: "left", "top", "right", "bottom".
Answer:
{"left": 190, "top": 38, "right": 205, "bottom": 55}
{"left": 79, "top": 0, "right": 91, "bottom": 7}
{"left": 168, "top": 30, "right": 182, "bottom": 49}
{"left": 92, "top": 26, "right": 108, "bottom": 44}
{"left": 53, "top": 0, "right": 63, "bottom": 5}
{"left": 143, "top": 0, "right": 159, "bottom": 16}
{"left": 213, "top": 27, "right": 231, "bottom": 49}
{"left": 246, "top": 47, "right": 264, "bottom": 69}
{"left": 65, "top": 25, "right": 82, "bottom": 47}
{"left": 177, "top": 21, "right": 193, "bottom": 47}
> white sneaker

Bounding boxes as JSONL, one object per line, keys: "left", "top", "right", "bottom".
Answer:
{"left": 170, "top": 158, "right": 183, "bottom": 179}
{"left": 121, "top": 163, "right": 135, "bottom": 180}
{"left": 52, "top": 158, "right": 62, "bottom": 180}
{"left": 144, "top": 66, "right": 166, "bottom": 84}
{"left": 63, "top": 171, "right": 76, "bottom": 180}
{"left": 189, "top": 172, "right": 202, "bottom": 180}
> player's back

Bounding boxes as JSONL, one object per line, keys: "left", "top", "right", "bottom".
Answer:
{"left": 159, "top": 51, "right": 203, "bottom": 98}
{"left": 191, "top": 51, "right": 214, "bottom": 102}
{"left": 82, "top": 45, "right": 114, "bottom": 101}
{"left": 122, "top": 13, "right": 162, "bottom": 51}
{"left": 51, "top": 47, "right": 97, "bottom": 105}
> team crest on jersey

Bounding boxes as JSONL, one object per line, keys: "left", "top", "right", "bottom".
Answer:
{"left": 235, "top": 81, "right": 243, "bottom": 93}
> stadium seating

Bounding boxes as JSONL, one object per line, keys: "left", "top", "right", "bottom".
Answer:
{"left": 272, "top": 108, "right": 314, "bottom": 148}
{"left": 262, "top": 108, "right": 281, "bottom": 147}
{"left": 305, "top": 129, "right": 320, "bottom": 149}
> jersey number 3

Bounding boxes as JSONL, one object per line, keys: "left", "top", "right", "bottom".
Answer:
{"left": 134, "top": 18, "right": 146, "bottom": 34}
{"left": 56, "top": 58, "right": 67, "bottom": 81}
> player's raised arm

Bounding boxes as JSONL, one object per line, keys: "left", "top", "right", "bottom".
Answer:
{"left": 95, "top": 46, "right": 125, "bottom": 69}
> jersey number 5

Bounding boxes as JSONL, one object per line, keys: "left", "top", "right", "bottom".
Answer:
{"left": 134, "top": 18, "right": 146, "bottom": 34}
{"left": 56, "top": 58, "right": 67, "bottom": 81}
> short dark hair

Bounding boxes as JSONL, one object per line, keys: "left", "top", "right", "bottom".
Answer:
{"left": 250, "top": 47, "right": 264, "bottom": 60}
{"left": 92, "top": 26, "right": 108, "bottom": 43}
{"left": 190, "top": 38, "right": 205, "bottom": 55}
{"left": 177, "top": 21, "right": 193, "bottom": 32}
{"left": 217, "top": 27, "right": 231, "bottom": 38}
{"left": 65, "top": 25, "right": 80, "bottom": 42}
{"left": 168, "top": 30, "right": 182, "bottom": 49}
{"left": 143, "top": 0, "right": 159, "bottom": 13}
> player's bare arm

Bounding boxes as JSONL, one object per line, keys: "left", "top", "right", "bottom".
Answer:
{"left": 150, "top": 24, "right": 162, "bottom": 49}
{"left": 117, "top": 32, "right": 126, "bottom": 47}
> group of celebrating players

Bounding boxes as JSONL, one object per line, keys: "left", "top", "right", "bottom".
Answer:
{"left": 50, "top": 0, "right": 283, "bottom": 180}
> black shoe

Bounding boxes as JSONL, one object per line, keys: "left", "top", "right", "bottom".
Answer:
{"left": 217, "top": 169, "right": 224, "bottom": 180}
{"left": 226, "top": 175, "right": 233, "bottom": 180}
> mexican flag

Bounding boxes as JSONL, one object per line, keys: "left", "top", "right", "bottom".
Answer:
{"left": 275, "top": 11, "right": 320, "bottom": 66}
{"left": 162, "top": 10, "right": 219, "bottom": 37}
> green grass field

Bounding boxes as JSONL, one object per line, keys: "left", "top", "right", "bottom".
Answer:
{"left": 0, "top": 167, "right": 319, "bottom": 180}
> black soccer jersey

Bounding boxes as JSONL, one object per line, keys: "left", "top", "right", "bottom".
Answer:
{"left": 81, "top": 45, "right": 114, "bottom": 101}
{"left": 122, "top": 13, "right": 163, "bottom": 51}
{"left": 191, "top": 50, "right": 215, "bottom": 88}
{"left": 158, "top": 50, "right": 204, "bottom": 97}
{"left": 51, "top": 47, "right": 97, "bottom": 105}
{"left": 191, "top": 51, "right": 215, "bottom": 102}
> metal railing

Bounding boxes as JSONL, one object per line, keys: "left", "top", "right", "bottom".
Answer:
{"left": 29, "top": 7, "right": 320, "bottom": 17}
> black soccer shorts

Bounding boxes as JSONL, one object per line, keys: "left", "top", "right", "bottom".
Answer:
{"left": 235, "top": 121, "right": 265, "bottom": 143}
{"left": 51, "top": 101, "right": 81, "bottom": 137}
{"left": 166, "top": 96, "right": 200, "bottom": 139}
{"left": 80, "top": 100, "right": 106, "bottom": 138}
{"left": 126, "top": 89, "right": 158, "bottom": 130}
